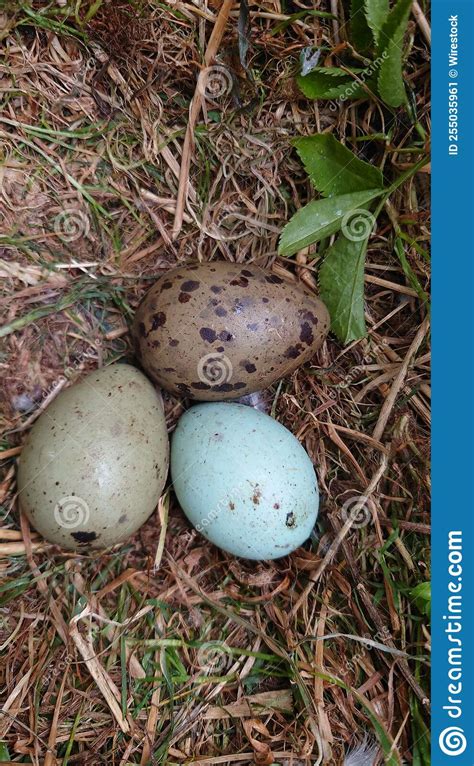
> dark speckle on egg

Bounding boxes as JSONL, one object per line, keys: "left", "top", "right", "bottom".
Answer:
{"left": 71, "top": 530, "right": 98, "bottom": 544}
{"left": 200, "top": 327, "right": 217, "bottom": 343}
{"left": 230, "top": 276, "right": 249, "bottom": 288}
{"left": 300, "top": 322, "right": 314, "bottom": 345}
{"left": 284, "top": 345, "right": 303, "bottom": 360}
{"left": 181, "top": 280, "right": 200, "bottom": 292}
{"left": 151, "top": 312, "right": 166, "bottom": 330}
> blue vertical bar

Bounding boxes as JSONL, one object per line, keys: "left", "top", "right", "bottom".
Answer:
{"left": 432, "top": 0, "right": 474, "bottom": 763}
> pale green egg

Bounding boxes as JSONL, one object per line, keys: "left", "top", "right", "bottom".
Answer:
{"left": 17, "top": 364, "right": 169, "bottom": 550}
{"left": 171, "top": 402, "right": 319, "bottom": 560}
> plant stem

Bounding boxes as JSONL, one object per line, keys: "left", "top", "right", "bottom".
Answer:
{"left": 373, "top": 155, "right": 429, "bottom": 218}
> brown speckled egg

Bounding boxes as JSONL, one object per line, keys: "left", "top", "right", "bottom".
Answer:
{"left": 133, "top": 262, "right": 330, "bottom": 400}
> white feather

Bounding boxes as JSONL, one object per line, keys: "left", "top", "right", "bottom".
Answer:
{"left": 343, "top": 739, "right": 380, "bottom": 766}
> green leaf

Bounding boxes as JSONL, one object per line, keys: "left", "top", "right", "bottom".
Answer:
{"left": 377, "top": 0, "right": 412, "bottom": 53}
{"left": 297, "top": 68, "right": 367, "bottom": 101}
{"left": 350, "top": 0, "right": 374, "bottom": 51}
{"left": 376, "top": 0, "right": 412, "bottom": 107}
{"left": 293, "top": 133, "right": 384, "bottom": 197}
{"left": 364, "top": 0, "right": 390, "bottom": 45}
{"left": 377, "top": 41, "right": 407, "bottom": 107}
{"left": 278, "top": 189, "right": 382, "bottom": 257}
{"left": 410, "top": 582, "right": 431, "bottom": 616}
{"left": 84, "top": 0, "right": 104, "bottom": 22}
{"left": 271, "top": 9, "right": 336, "bottom": 34}
{"left": 319, "top": 233, "right": 369, "bottom": 344}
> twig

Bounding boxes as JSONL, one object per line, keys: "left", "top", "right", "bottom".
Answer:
{"left": 373, "top": 317, "right": 430, "bottom": 441}
{"left": 172, "top": 0, "right": 235, "bottom": 239}
{"left": 412, "top": 0, "right": 431, "bottom": 45}
{"left": 69, "top": 606, "right": 132, "bottom": 734}
{"left": 0, "top": 541, "right": 47, "bottom": 555}
{"left": 330, "top": 518, "right": 430, "bottom": 708}
{"left": 44, "top": 669, "right": 68, "bottom": 766}
{"left": 19, "top": 511, "right": 69, "bottom": 644}
{"left": 0, "top": 446, "right": 22, "bottom": 460}
{"left": 290, "top": 453, "right": 388, "bottom": 617}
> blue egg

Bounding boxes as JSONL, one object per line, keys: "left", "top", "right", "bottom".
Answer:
{"left": 171, "top": 402, "right": 319, "bottom": 560}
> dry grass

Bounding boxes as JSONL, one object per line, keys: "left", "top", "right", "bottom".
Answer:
{"left": 0, "top": 1, "right": 430, "bottom": 764}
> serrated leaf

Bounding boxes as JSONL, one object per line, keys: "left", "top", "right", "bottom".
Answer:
{"left": 293, "top": 134, "right": 384, "bottom": 197}
{"left": 377, "top": 38, "right": 407, "bottom": 106}
{"left": 278, "top": 189, "right": 382, "bottom": 257}
{"left": 364, "top": 0, "right": 389, "bottom": 46}
{"left": 319, "top": 233, "right": 368, "bottom": 343}
{"left": 350, "top": 0, "right": 374, "bottom": 51}
{"left": 297, "top": 68, "right": 366, "bottom": 101}
{"left": 377, "top": 0, "right": 412, "bottom": 53}
{"left": 376, "top": 0, "right": 412, "bottom": 106}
